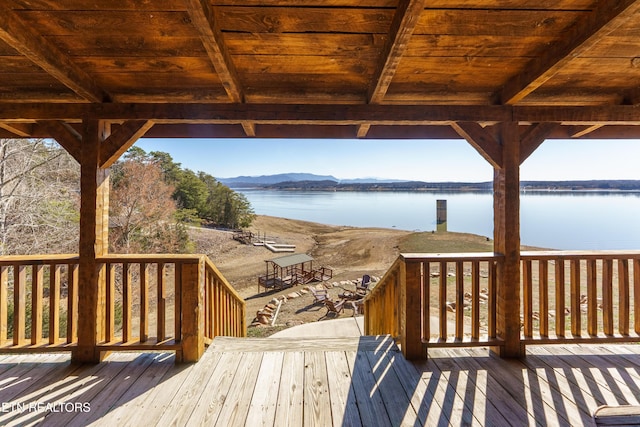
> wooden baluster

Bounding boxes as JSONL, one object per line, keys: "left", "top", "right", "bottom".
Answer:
{"left": 105, "top": 262, "right": 115, "bottom": 342}
{"left": 634, "top": 259, "right": 640, "bottom": 335}
{"left": 0, "top": 266, "right": 6, "bottom": 345}
{"left": 618, "top": 259, "right": 630, "bottom": 335}
{"left": 555, "top": 258, "right": 565, "bottom": 337}
{"left": 122, "top": 262, "right": 132, "bottom": 343}
{"left": 174, "top": 263, "right": 182, "bottom": 341}
{"left": 140, "top": 262, "right": 149, "bottom": 342}
{"left": 203, "top": 271, "right": 209, "bottom": 338}
{"left": 471, "top": 261, "right": 480, "bottom": 341}
{"left": 602, "top": 259, "right": 613, "bottom": 336}
{"left": 157, "top": 262, "right": 166, "bottom": 342}
{"left": 539, "top": 260, "right": 548, "bottom": 337}
{"left": 67, "top": 263, "right": 79, "bottom": 343}
{"left": 13, "top": 265, "right": 26, "bottom": 346}
{"left": 215, "top": 279, "right": 221, "bottom": 336}
{"left": 31, "top": 265, "right": 44, "bottom": 345}
{"left": 455, "top": 261, "right": 464, "bottom": 340}
{"left": 488, "top": 260, "right": 497, "bottom": 339}
{"left": 423, "top": 261, "right": 430, "bottom": 342}
{"left": 49, "top": 264, "right": 61, "bottom": 345}
{"left": 570, "top": 260, "right": 581, "bottom": 337}
{"left": 586, "top": 259, "right": 597, "bottom": 336}
{"left": 522, "top": 259, "right": 533, "bottom": 337}
{"left": 439, "top": 261, "right": 447, "bottom": 340}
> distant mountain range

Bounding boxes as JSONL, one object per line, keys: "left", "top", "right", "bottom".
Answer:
{"left": 218, "top": 173, "right": 640, "bottom": 192}
{"left": 218, "top": 173, "right": 403, "bottom": 187}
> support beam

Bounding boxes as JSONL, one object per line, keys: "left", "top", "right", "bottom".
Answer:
{"left": 4, "top": 103, "right": 640, "bottom": 128}
{"left": 100, "top": 120, "right": 154, "bottom": 168}
{"left": 241, "top": 122, "right": 256, "bottom": 137}
{"left": 492, "top": 122, "right": 522, "bottom": 358}
{"left": 519, "top": 122, "right": 560, "bottom": 164}
{"left": 0, "top": 8, "right": 111, "bottom": 102}
{"left": 451, "top": 122, "right": 502, "bottom": 168}
{"left": 496, "top": 0, "right": 640, "bottom": 104}
{"left": 73, "top": 119, "right": 110, "bottom": 363}
{"left": 569, "top": 124, "right": 604, "bottom": 138}
{"left": 36, "top": 120, "right": 82, "bottom": 163}
{"left": 0, "top": 123, "right": 32, "bottom": 137}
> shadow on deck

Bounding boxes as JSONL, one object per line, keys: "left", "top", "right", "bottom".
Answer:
{"left": 0, "top": 335, "right": 638, "bottom": 425}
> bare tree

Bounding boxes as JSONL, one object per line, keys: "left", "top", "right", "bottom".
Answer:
{"left": 0, "top": 139, "right": 79, "bottom": 255}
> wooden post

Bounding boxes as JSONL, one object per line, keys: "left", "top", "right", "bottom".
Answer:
{"left": 180, "top": 259, "right": 205, "bottom": 362}
{"left": 72, "top": 119, "right": 110, "bottom": 363}
{"left": 400, "top": 258, "right": 424, "bottom": 359}
{"left": 492, "top": 122, "right": 523, "bottom": 358}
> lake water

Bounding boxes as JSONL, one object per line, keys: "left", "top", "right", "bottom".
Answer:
{"left": 237, "top": 189, "right": 640, "bottom": 250}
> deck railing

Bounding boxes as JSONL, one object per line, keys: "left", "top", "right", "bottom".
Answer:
{"left": 521, "top": 250, "right": 640, "bottom": 344}
{"left": 0, "top": 254, "right": 245, "bottom": 361}
{"left": 0, "top": 255, "right": 79, "bottom": 351}
{"left": 367, "top": 251, "right": 640, "bottom": 359}
{"left": 365, "top": 253, "right": 502, "bottom": 359}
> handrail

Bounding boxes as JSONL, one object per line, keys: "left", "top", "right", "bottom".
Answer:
{"left": 367, "top": 250, "right": 640, "bottom": 360}
{"left": 0, "top": 253, "right": 245, "bottom": 361}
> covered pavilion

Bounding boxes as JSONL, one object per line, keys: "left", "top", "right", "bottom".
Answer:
{"left": 0, "top": 1, "right": 639, "bottom": 367}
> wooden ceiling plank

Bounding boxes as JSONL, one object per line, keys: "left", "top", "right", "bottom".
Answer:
{"left": 0, "top": 123, "right": 32, "bottom": 137}
{"left": 497, "top": 0, "right": 640, "bottom": 105}
{"left": 99, "top": 120, "right": 154, "bottom": 168}
{"left": 450, "top": 122, "right": 502, "bottom": 168}
{"left": 519, "top": 122, "right": 560, "bottom": 164}
{"left": 187, "top": 0, "right": 244, "bottom": 102}
{"left": 368, "top": 0, "right": 426, "bottom": 104}
{"left": 36, "top": 120, "right": 82, "bottom": 163}
{"left": 0, "top": 8, "right": 110, "bottom": 103}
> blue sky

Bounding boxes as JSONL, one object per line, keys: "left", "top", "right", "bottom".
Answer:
{"left": 134, "top": 138, "right": 640, "bottom": 182}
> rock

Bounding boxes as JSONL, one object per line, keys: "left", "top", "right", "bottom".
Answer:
{"left": 286, "top": 320, "right": 304, "bottom": 327}
{"left": 287, "top": 292, "right": 299, "bottom": 299}
{"left": 257, "top": 315, "right": 270, "bottom": 325}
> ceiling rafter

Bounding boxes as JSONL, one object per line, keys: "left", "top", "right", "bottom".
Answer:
{"left": 186, "top": 0, "right": 257, "bottom": 137}
{"left": 496, "top": 0, "right": 640, "bottom": 105}
{"left": 0, "top": 8, "right": 111, "bottom": 103}
{"left": 357, "top": 0, "right": 425, "bottom": 138}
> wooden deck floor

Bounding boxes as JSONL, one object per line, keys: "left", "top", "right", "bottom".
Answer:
{"left": 0, "top": 337, "right": 638, "bottom": 426}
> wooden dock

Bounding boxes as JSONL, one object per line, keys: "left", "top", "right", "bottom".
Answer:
{"left": 0, "top": 337, "right": 638, "bottom": 425}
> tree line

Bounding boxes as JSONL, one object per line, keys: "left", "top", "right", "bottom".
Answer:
{"left": 0, "top": 139, "right": 254, "bottom": 255}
